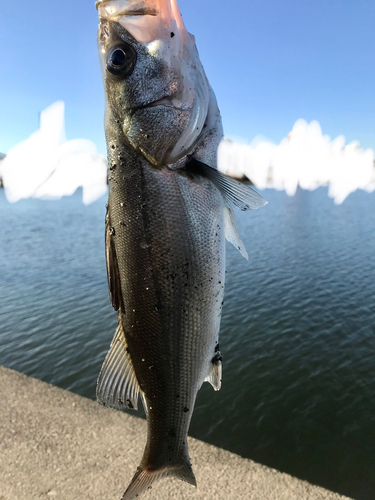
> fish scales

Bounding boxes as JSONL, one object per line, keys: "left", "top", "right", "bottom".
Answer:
{"left": 108, "top": 144, "right": 225, "bottom": 441}
{"left": 96, "top": 1, "right": 267, "bottom": 498}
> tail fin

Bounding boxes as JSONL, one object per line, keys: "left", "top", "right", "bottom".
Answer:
{"left": 121, "top": 461, "right": 197, "bottom": 500}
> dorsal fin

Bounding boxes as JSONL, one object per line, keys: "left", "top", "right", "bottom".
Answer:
{"left": 105, "top": 210, "right": 122, "bottom": 311}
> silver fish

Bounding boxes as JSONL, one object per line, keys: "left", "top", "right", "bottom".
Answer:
{"left": 95, "top": 1, "right": 267, "bottom": 498}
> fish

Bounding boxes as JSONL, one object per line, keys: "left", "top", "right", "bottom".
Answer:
{"left": 95, "top": 1, "right": 267, "bottom": 499}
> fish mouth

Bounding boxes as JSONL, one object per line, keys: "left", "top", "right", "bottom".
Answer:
{"left": 123, "top": 96, "right": 178, "bottom": 120}
{"left": 141, "top": 97, "right": 177, "bottom": 110}
{"left": 126, "top": 96, "right": 180, "bottom": 116}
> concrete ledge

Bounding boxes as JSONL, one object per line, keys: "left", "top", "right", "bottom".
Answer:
{"left": 0, "top": 366, "right": 352, "bottom": 500}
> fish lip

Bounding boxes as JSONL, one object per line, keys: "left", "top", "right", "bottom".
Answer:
{"left": 140, "top": 97, "right": 176, "bottom": 110}
{"left": 127, "top": 97, "right": 178, "bottom": 116}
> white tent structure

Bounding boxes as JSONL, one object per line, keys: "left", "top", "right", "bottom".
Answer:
{"left": 0, "top": 102, "right": 107, "bottom": 205}
{"left": 218, "top": 120, "right": 375, "bottom": 204}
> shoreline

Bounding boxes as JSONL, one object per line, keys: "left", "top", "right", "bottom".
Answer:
{"left": 0, "top": 366, "right": 352, "bottom": 500}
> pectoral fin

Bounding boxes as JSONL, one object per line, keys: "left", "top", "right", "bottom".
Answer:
{"left": 187, "top": 159, "right": 268, "bottom": 210}
{"left": 96, "top": 321, "right": 140, "bottom": 411}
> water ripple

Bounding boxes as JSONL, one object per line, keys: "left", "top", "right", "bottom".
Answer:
{"left": 1, "top": 187, "right": 375, "bottom": 499}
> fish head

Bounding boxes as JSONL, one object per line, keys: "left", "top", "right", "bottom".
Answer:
{"left": 97, "top": 0, "right": 212, "bottom": 166}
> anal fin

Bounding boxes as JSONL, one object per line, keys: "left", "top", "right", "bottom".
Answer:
{"left": 97, "top": 320, "right": 140, "bottom": 411}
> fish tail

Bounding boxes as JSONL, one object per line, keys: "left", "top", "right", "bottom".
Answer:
{"left": 121, "top": 458, "right": 196, "bottom": 500}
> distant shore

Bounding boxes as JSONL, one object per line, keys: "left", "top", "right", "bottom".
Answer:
{"left": 0, "top": 153, "right": 5, "bottom": 188}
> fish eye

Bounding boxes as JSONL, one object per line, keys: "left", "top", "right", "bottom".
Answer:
{"left": 106, "top": 44, "right": 137, "bottom": 77}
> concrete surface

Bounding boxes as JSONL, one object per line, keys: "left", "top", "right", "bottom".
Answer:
{"left": 0, "top": 366, "right": 353, "bottom": 500}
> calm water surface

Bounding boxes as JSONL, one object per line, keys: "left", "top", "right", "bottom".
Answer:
{"left": 1, "top": 187, "right": 375, "bottom": 500}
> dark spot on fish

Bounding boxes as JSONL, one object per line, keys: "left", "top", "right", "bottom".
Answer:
{"left": 127, "top": 399, "right": 134, "bottom": 409}
{"left": 111, "top": 144, "right": 115, "bottom": 149}
{"left": 118, "top": 398, "right": 124, "bottom": 405}
{"left": 110, "top": 163, "right": 117, "bottom": 171}
{"left": 215, "top": 344, "right": 220, "bottom": 352}
{"left": 212, "top": 351, "right": 223, "bottom": 364}
{"left": 126, "top": 347, "right": 130, "bottom": 353}
{"left": 176, "top": 394, "right": 180, "bottom": 399}
{"left": 183, "top": 407, "right": 189, "bottom": 413}
{"left": 141, "top": 203, "right": 147, "bottom": 209}
{"left": 109, "top": 227, "right": 115, "bottom": 236}
{"left": 171, "top": 32, "right": 175, "bottom": 37}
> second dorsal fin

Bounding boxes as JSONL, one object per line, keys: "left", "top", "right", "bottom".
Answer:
{"left": 97, "top": 319, "right": 140, "bottom": 411}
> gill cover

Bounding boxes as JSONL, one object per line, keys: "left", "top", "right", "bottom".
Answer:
{"left": 96, "top": 0, "right": 210, "bottom": 164}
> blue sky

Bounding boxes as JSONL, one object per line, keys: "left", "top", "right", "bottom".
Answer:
{"left": 1, "top": 0, "right": 374, "bottom": 156}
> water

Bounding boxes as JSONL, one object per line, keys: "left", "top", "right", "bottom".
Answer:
{"left": 1, "top": 187, "right": 375, "bottom": 500}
